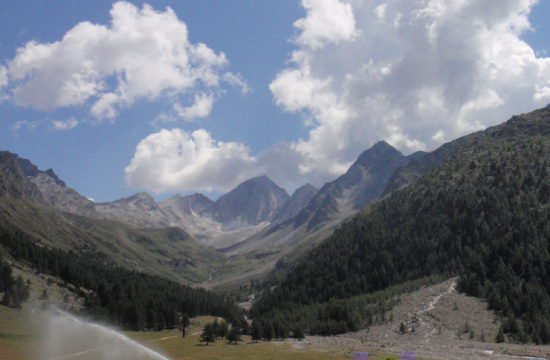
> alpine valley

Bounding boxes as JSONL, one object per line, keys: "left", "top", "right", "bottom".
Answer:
{"left": 1, "top": 106, "right": 549, "bottom": 360}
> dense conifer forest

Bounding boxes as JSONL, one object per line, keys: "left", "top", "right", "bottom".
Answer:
{"left": 252, "top": 109, "right": 550, "bottom": 343}
{"left": 0, "top": 229, "right": 245, "bottom": 331}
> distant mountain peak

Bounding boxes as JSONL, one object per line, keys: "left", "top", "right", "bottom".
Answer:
{"left": 294, "top": 183, "right": 317, "bottom": 195}
{"left": 241, "top": 175, "right": 275, "bottom": 186}
{"left": 355, "top": 141, "right": 402, "bottom": 166}
{"left": 44, "top": 168, "right": 66, "bottom": 187}
{"left": 209, "top": 175, "right": 289, "bottom": 228}
{"left": 122, "top": 192, "right": 156, "bottom": 204}
{"left": 273, "top": 183, "right": 318, "bottom": 223}
{"left": 160, "top": 192, "right": 213, "bottom": 216}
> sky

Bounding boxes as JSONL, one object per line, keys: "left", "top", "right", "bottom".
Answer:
{"left": 0, "top": 0, "right": 549, "bottom": 202}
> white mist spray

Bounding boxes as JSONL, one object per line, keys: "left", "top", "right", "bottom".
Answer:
{"left": 39, "top": 307, "right": 171, "bottom": 360}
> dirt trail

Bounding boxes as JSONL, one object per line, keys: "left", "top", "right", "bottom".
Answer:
{"left": 294, "top": 278, "right": 550, "bottom": 360}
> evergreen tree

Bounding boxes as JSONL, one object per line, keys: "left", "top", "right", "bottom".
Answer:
{"left": 251, "top": 320, "right": 262, "bottom": 343}
{"left": 496, "top": 326, "right": 505, "bottom": 343}
{"left": 218, "top": 320, "right": 229, "bottom": 339}
{"left": 226, "top": 326, "right": 242, "bottom": 345}
{"left": 262, "top": 321, "right": 274, "bottom": 341}
{"left": 293, "top": 326, "right": 305, "bottom": 341}
{"left": 181, "top": 314, "right": 190, "bottom": 338}
{"left": 200, "top": 323, "right": 216, "bottom": 345}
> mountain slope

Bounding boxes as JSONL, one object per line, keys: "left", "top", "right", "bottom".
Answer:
{"left": 210, "top": 142, "right": 413, "bottom": 290}
{"left": 0, "top": 153, "right": 226, "bottom": 284}
{"left": 208, "top": 175, "right": 289, "bottom": 229}
{"left": 273, "top": 183, "right": 318, "bottom": 223}
{"left": 95, "top": 192, "right": 170, "bottom": 228}
{"left": 293, "top": 141, "right": 409, "bottom": 230}
{"left": 14, "top": 156, "right": 99, "bottom": 217}
{"left": 252, "top": 107, "right": 550, "bottom": 342}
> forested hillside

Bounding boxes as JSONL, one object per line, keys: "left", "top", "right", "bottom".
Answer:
{"left": 252, "top": 107, "right": 550, "bottom": 343}
{"left": 0, "top": 228, "right": 245, "bottom": 331}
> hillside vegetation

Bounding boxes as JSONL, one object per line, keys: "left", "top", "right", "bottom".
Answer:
{"left": 252, "top": 107, "right": 550, "bottom": 343}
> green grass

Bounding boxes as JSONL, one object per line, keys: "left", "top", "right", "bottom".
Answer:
{"left": 0, "top": 309, "right": 399, "bottom": 360}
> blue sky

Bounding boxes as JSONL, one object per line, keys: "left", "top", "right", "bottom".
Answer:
{"left": 1, "top": 0, "right": 549, "bottom": 202}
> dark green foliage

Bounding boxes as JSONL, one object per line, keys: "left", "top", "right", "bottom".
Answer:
{"left": 496, "top": 326, "right": 505, "bottom": 343}
{"left": 0, "top": 229, "right": 244, "bottom": 331}
{"left": 293, "top": 326, "right": 304, "bottom": 340}
{"left": 0, "top": 253, "right": 29, "bottom": 308}
{"left": 226, "top": 326, "right": 242, "bottom": 344}
{"left": 200, "top": 323, "right": 216, "bottom": 345}
{"left": 252, "top": 276, "right": 441, "bottom": 336}
{"left": 218, "top": 320, "right": 229, "bottom": 339}
{"left": 252, "top": 109, "right": 550, "bottom": 343}
{"left": 262, "top": 321, "right": 274, "bottom": 341}
{"left": 181, "top": 314, "right": 190, "bottom": 337}
{"left": 251, "top": 320, "right": 262, "bottom": 342}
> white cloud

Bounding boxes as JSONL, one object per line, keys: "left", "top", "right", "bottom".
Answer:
{"left": 0, "top": 66, "right": 7, "bottom": 88}
{"left": 125, "top": 128, "right": 258, "bottom": 193}
{"left": 127, "top": 0, "right": 550, "bottom": 194}
{"left": 174, "top": 93, "right": 215, "bottom": 121}
{"left": 5, "top": 1, "right": 234, "bottom": 119}
{"left": 223, "top": 72, "right": 251, "bottom": 95}
{"left": 270, "top": 0, "right": 550, "bottom": 181}
{"left": 125, "top": 128, "right": 311, "bottom": 193}
{"left": 52, "top": 117, "right": 78, "bottom": 130}
{"left": 294, "top": 0, "right": 358, "bottom": 49}
{"left": 11, "top": 120, "right": 39, "bottom": 133}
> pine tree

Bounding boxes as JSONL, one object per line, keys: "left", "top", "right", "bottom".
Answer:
{"left": 251, "top": 320, "right": 262, "bottom": 343}
{"left": 293, "top": 326, "right": 305, "bottom": 341}
{"left": 263, "top": 321, "right": 274, "bottom": 341}
{"left": 496, "top": 326, "right": 505, "bottom": 343}
{"left": 226, "top": 326, "right": 242, "bottom": 345}
{"left": 218, "top": 320, "right": 229, "bottom": 339}
{"left": 200, "top": 323, "right": 216, "bottom": 345}
{"left": 181, "top": 314, "right": 190, "bottom": 338}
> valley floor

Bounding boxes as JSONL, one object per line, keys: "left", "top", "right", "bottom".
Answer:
{"left": 297, "top": 279, "right": 550, "bottom": 360}
{"left": 1, "top": 275, "right": 550, "bottom": 360}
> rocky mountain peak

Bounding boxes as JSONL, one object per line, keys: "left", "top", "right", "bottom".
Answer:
{"left": 273, "top": 183, "right": 318, "bottom": 223}
{"left": 208, "top": 175, "right": 290, "bottom": 228}
{"left": 355, "top": 140, "right": 403, "bottom": 168}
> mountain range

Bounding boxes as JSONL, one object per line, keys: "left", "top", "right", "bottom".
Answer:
{"left": 0, "top": 135, "right": 415, "bottom": 290}
{"left": 1, "top": 106, "right": 548, "bottom": 304}
{"left": 252, "top": 106, "right": 550, "bottom": 343}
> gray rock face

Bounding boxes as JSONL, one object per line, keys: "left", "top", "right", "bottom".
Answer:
{"left": 208, "top": 176, "right": 290, "bottom": 229}
{"left": 29, "top": 172, "right": 97, "bottom": 217}
{"left": 0, "top": 152, "right": 45, "bottom": 203}
{"left": 160, "top": 193, "right": 214, "bottom": 217}
{"left": 273, "top": 183, "right": 318, "bottom": 223}
{"left": 4, "top": 153, "right": 93, "bottom": 215}
{"left": 95, "top": 192, "right": 170, "bottom": 228}
{"left": 293, "top": 141, "right": 409, "bottom": 230}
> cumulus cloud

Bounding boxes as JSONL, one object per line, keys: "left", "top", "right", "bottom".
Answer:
{"left": 174, "top": 93, "right": 215, "bottom": 121}
{"left": 125, "top": 128, "right": 258, "bottom": 193}
{"left": 4, "top": 1, "right": 240, "bottom": 119}
{"left": 125, "top": 128, "right": 310, "bottom": 193}
{"left": 294, "top": 0, "right": 358, "bottom": 49}
{"left": 52, "top": 117, "right": 78, "bottom": 130}
{"left": 271, "top": 0, "right": 550, "bottom": 181}
{"left": 127, "top": 0, "right": 550, "bottom": 194}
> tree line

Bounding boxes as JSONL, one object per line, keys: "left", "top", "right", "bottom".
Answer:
{"left": 0, "top": 228, "right": 245, "bottom": 331}
{"left": 0, "top": 252, "right": 29, "bottom": 308}
{"left": 253, "top": 118, "right": 550, "bottom": 343}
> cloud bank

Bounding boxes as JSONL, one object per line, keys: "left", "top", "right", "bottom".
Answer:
{"left": 4, "top": 1, "right": 244, "bottom": 120}
{"left": 127, "top": 0, "right": 550, "bottom": 193}
{"left": 269, "top": 0, "right": 550, "bottom": 180}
